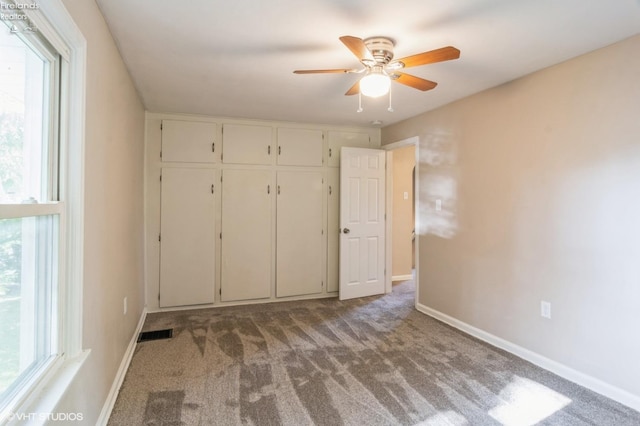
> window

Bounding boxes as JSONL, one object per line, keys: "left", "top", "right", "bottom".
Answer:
{"left": 0, "top": 0, "right": 86, "bottom": 418}
{"left": 0, "top": 10, "right": 61, "bottom": 411}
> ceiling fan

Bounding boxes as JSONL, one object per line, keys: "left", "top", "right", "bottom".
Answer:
{"left": 294, "top": 36, "right": 460, "bottom": 99}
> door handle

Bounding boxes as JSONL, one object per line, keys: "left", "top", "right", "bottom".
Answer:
{"left": 343, "top": 228, "right": 350, "bottom": 234}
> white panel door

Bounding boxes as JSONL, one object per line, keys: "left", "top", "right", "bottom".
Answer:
{"left": 160, "top": 168, "right": 216, "bottom": 307}
{"left": 222, "top": 123, "right": 272, "bottom": 165}
{"left": 276, "top": 171, "right": 324, "bottom": 297}
{"left": 327, "top": 131, "right": 370, "bottom": 167}
{"left": 327, "top": 170, "right": 340, "bottom": 292}
{"left": 277, "top": 128, "right": 323, "bottom": 166}
{"left": 221, "top": 169, "right": 272, "bottom": 302}
{"left": 161, "top": 120, "right": 217, "bottom": 163}
{"left": 339, "top": 148, "right": 386, "bottom": 300}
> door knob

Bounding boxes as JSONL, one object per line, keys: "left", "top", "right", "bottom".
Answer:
{"left": 343, "top": 228, "right": 350, "bottom": 234}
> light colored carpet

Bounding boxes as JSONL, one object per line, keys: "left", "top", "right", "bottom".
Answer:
{"left": 108, "top": 280, "right": 640, "bottom": 425}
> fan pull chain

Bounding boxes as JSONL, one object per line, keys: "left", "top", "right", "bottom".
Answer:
{"left": 387, "top": 85, "right": 394, "bottom": 113}
{"left": 357, "top": 91, "right": 363, "bottom": 113}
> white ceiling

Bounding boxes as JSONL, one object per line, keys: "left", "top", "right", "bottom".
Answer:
{"left": 95, "top": 0, "right": 640, "bottom": 128}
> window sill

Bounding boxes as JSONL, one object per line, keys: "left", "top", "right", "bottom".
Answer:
{"left": 2, "top": 350, "right": 90, "bottom": 426}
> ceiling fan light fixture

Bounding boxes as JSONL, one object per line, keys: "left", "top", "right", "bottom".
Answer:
{"left": 360, "top": 68, "right": 390, "bottom": 98}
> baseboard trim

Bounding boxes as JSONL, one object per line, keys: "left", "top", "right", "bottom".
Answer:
{"left": 415, "top": 302, "right": 640, "bottom": 412}
{"left": 96, "top": 307, "right": 147, "bottom": 425}
{"left": 392, "top": 274, "right": 413, "bottom": 282}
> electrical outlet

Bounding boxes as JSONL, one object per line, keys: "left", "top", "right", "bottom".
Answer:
{"left": 123, "top": 297, "right": 128, "bottom": 315}
{"left": 540, "top": 301, "right": 551, "bottom": 319}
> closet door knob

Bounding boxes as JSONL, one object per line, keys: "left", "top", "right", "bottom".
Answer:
{"left": 343, "top": 228, "right": 350, "bottom": 234}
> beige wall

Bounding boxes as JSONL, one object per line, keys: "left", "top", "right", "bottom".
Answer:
{"left": 391, "top": 145, "right": 415, "bottom": 277}
{"left": 54, "top": 0, "right": 146, "bottom": 422}
{"left": 382, "top": 34, "right": 640, "bottom": 399}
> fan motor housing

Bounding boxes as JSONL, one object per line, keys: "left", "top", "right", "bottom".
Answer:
{"left": 364, "top": 37, "right": 395, "bottom": 64}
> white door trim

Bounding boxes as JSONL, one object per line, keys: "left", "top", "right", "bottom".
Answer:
{"left": 383, "top": 136, "right": 419, "bottom": 302}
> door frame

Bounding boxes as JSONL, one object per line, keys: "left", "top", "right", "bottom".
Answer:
{"left": 383, "top": 136, "right": 419, "bottom": 304}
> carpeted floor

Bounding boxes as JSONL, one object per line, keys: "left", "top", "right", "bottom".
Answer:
{"left": 108, "top": 280, "right": 640, "bottom": 425}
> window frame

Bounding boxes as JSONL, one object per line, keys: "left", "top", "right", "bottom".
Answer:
{"left": 0, "top": 0, "right": 87, "bottom": 422}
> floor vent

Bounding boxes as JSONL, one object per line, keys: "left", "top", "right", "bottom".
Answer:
{"left": 137, "top": 329, "right": 173, "bottom": 342}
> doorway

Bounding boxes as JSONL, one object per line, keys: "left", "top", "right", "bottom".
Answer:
{"left": 385, "top": 137, "right": 419, "bottom": 300}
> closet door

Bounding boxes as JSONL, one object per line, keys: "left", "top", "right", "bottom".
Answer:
{"left": 277, "top": 128, "right": 323, "bottom": 166}
{"left": 160, "top": 168, "right": 216, "bottom": 307}
{"left": 327, "top": 170, "right": 340, "bottom": 293}
{"left": 161, "top": 120, "right": 217, "bottom": 163}
{"left": 221, "top": 169, "right": 272, "bottom": 301}
{"left": 276, "top": 171, "right": 324, "bottom": 297}
{"left": 327, "top": 131, "right": 370, "bottom": 167}
{"left": 222, "top": 123, "right": 272, "bottom": 165}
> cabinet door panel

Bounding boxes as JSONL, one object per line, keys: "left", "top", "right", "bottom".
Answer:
{"left": 221, "top": 169, "right": 272, "bottom": 301}
{"left": 162, "top": 120, "right": 217, "bottom": 163}
{"left": 327, "top": 170, "right": 340, "bottom": 292}
{"left": 277, "top": 128, "right": 323, "bottom": 166}
{"left": 222, "top": 124, "right": 272, "bottom": 165}
{"left": 327, "top": 131, "right": 369, "bottom": 167}
{"left": 160, "top": 168, "right": 215, "bottom": 307}
{"left": 276, "top": 171, "right": 324, "bottom": 297}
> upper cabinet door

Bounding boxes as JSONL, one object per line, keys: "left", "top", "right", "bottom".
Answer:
{"left": 161, "top": 120, "right": 217, "bottom": 163}
{"left": 222, "top": 123, "right": 272, "bottom": 165}
{"left": 327, "top": 131, "right": 370, "bottom": 167}
{"left": 277, "top": 128, "right": 323, "bottom": 166}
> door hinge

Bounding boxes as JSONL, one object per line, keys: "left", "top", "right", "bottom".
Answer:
{"left": 160, "top": 150, "right": 162, "bottom": 159}
{"left": 211, "top": 184, "right": 214, "bottom": 194}
{"left": 158, "top": 293, "right": 160, "bottom": 301}
{"left": 160, "top": 174, "right": 162, "bottom": 182}
{"left": 160, "top": 123, "right": 163, "bottom": 130}
{"left": 219, "top": 288, "right": 222, "bottom": 296}
{"left": 158, "top": 233, "right": 161, "bottom": 242}
{"left": 221, "top": 153, "right": 224, "bottom": 161}
{"left": 219, "top": 232, "right": 222, "bottom": 239}
{"left": 329, "top": 148, "right": 332, "bottom": 157}
{"left": 212, "top": 142, "right": 215, "bottom": 152}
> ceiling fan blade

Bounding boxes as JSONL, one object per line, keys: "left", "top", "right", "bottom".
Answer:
{"left": 339, "top": 36, "right": 374, "bottom": 62}
{"left": 393, "top": 46, "right": 460, "bottom": 69}
{"left": 393, "top": 72, "right": 438, "bottom": 91}
{"left": 294, "top": 68, "right": 358, "bottom": 74}
{"left": 345, "top": 81, "right": 360, "bottom": 96}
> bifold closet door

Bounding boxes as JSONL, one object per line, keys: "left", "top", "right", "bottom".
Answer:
{"left": 276, "top": 171, "right": 324, "bottom": 297}
{"left": 221, "top": 169, "right": 272, "bottom": 301}
{"left": 160, "top": 168, "right": 216, "bottom": 307}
